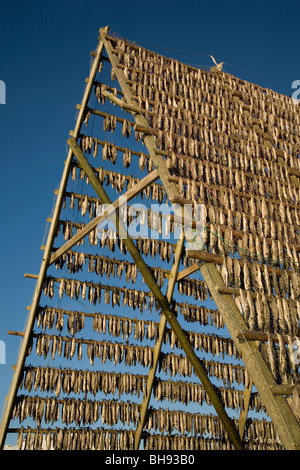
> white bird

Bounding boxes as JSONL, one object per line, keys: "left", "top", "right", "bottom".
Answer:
{"left": 209, "top": 55, "right": 224, "bottom": 71}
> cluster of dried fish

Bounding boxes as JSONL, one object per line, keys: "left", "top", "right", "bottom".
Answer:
{"left": 178, "top": 278, "right": 208, "bottom": 301}
{"left": 144, "top": 430, "right": 282, "bottom": 450}
{"left": 119, "top": 39, "right": 299, "bottom": 149}
{"left": 92, "top": 314, "right": 157, "bottom": 342}
{"left": 43, "top": 275, "right": 155, "bottom": 312}
{"left": 144, "top": 434, "right": 234, "bottom": 451}
{"left": 17, "top": 428, "right": 135, "bottom": 451}
{"left": 177, "top": 302, "right": 225, "bottom": 329}
{"left": 57, "top": 218, "right": 176, "bottom": 261}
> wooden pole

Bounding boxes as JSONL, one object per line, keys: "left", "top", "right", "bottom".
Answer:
{"left": 0, "top": 27, "right": 109, "bottom": 450}
{"left": 199, "top": 261, "right": 300, "bottom": 450}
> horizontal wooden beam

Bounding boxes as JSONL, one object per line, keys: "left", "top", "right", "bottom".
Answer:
{"left": 24, "top": 273, "right": 38, "bottom": 279}
{"left": 49, "top": 168, "right": 159, "bottom": 266}
{"left": 175, "top": 263, "right": 200, "bottom": 282}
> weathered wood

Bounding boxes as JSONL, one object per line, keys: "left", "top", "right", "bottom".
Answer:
{"left": 101, "top": 89, "right": 140, "bottom": 113}
{"left": 134, "top": 233, "right": 185, "bottom": 449}
{"left": 271, "top": 385, "right": 294, "bottom": 396}
{"left": 169, "top": 195, "right": 193, "bottom": 205}
{"left": 238, "top": 379, "right": 253, "bottom": 440}
{"left": 236, "top": 330, "right": 290, "bottom": 345}
{"left": 169, "top": 263, "right": 199, "bottom": 282}
{"left": 187, "top": 250, "right": 223, "bottom": 263}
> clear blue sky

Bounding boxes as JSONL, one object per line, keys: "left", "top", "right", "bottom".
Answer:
{"left": 0, "top": 0, "right": 299, "bottom": 422}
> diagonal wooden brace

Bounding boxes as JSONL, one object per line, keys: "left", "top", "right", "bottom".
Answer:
{"left": 68, "top": 135, "right": 244, "bottom": 451}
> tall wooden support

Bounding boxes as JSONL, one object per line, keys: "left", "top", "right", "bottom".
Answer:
{"left": 1, "top": 26, "right": 300, "bottom": 451}
{"left": 0, "top": 27, "right": 109, "bottom": 449}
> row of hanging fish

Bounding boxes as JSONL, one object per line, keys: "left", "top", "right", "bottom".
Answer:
{"left": 35, "top": 305, "right": 239, "bottom": 361}
{"left": 32, "top": 331, "right": 246, "bottom": 387}
{"left": 21, "top": 366, "right": 147, "bottom": 398}
{"left": 17, "top": 427, "right": 135, "bottom": 451}
{"left": 36, "top": 307, "right": 84, "bottom": 335}
{"left": 33, "top": 333, "right": 153, "bottom": 367}
{"left": 20, "top": 364, "right": 262, "bottom": 414}
{"left": 144, "top": 434, "right": 234, "bottom": 451}
{"left": 158, "top": 352, "right": 248, "bottom": 387}
{"left": 144, "top": 431, "right": 281, "bottom": 451}
{"left": 56, "top": 219, "right": 177, "bottom": 261}
{"left": 53, "top": 250, "right": 208, "bottom": 299}
{"left": 144, "top": 408, "right": 227, "bottom": 438}
{"left": 14, "top": 392, "right": 261, "bottom": 441}
{"left": 177, "top": 302, "right": 225, "bottom": 329}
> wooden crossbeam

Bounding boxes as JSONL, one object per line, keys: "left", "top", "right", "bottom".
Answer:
{"left": 100, "top": 29, "right": 300, "bottom": 451}
{"left": 134, "top": 233, "right": 185, "bottom": 449}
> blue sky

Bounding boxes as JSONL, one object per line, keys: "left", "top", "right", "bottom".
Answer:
{"left": 0, "top": 0, "right": 299, "bottom": 427}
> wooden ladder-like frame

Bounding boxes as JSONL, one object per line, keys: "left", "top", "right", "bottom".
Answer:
{"left": 1, "top": 27, "right": 299, "bottom": 451}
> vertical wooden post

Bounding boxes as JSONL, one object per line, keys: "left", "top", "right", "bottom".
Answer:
{"left": 0, "top": 27, "right": 108, "bottom": 450}
{"left": 134, "top": 233, "right": 185, "bottom": 449}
